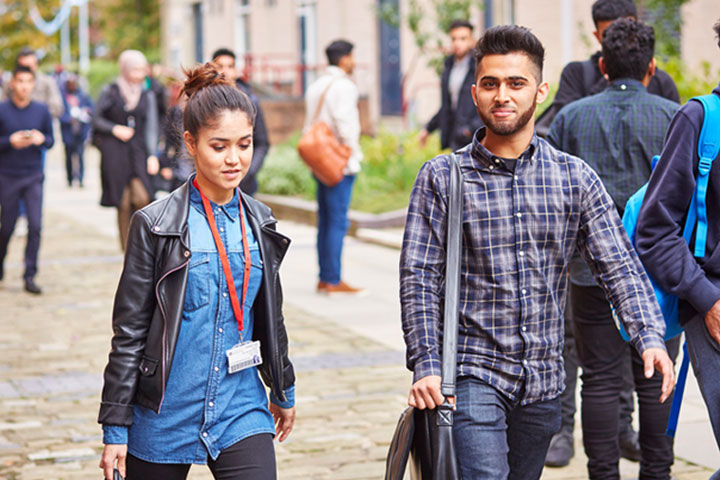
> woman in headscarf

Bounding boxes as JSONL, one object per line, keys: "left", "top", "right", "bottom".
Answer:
{"left": 92, "top": 49, "right": 160, "bottom": 250}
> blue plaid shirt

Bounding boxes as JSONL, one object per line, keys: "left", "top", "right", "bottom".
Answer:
{"left": 400, "top": 128, "right": 666, "bottom": 405}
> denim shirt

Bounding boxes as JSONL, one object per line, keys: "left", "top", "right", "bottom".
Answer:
{"left": 103, "top": 184, "right": 295, "bottom": 463}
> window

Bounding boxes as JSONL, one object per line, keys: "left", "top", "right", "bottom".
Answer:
{"left": 235, "top": 0, "right": 251, "bottom": 69}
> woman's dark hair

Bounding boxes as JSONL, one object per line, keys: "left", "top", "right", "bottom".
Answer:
{"left": 448, "top": 20, "right": 473, "bottom": 33}
{"left": 474, "top": 25, "right": 545, "bottom": 82}
{"left": 591, "top": 0, "right": 637, "bottom": 27}
{"left": 601, "top": 18, "right": 654, "bottom": 82}
{"left": 714, "top": 19, "right": 720, "bottom": 49}
{"left": 325, "top": 40, "right": 354, "bottom": 66}
{"left": 179, "top": 62, "right": 256, "bottom": 138}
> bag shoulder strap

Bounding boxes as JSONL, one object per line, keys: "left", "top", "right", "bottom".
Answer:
{"left": 689, "top": 93, "right": 720, "bottom": 257}
{"left": 310, "top": 77, "right": 340, "bottom": 125}
{"left": 441, "top": 153, "right": 464, "bottom": 398}
{"left": 581, "top": 58, "right": 598, "bottom": 96}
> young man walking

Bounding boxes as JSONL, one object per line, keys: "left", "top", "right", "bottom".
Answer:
{"left": 304, "top": 40, "right": 363, "bottom": 294}
{"left": 419, "top": 20, "right": 483, "bottom": 151}
{"left": 400, "top": 25, "right": 674, "bottom": 479}
{"left": 0, "top": 66, "right": 54, "bottom": 294}
{"left": 548, "top": 18, "right": 679, "bottom": 479}
{"left": 636, "top": 19, "right": 720, "bottom": 480}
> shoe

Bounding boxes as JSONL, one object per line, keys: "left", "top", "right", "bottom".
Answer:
{"left": 545, "top": 431, "right": 574, "bottom": 467}
{"left": 317, "top": 280, "right": 364, "bottom": 295}
{"left": 619, "top": 426, "right": 642, "bottom": 462}
{"left": 24, "top": 278, "right": 42, "bottom": 295}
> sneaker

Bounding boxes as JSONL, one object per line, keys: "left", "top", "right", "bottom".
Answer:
{"left": 619, "top": 425, "right": 642, "bottom": 462}
{"left": 545, "top": 431, "right": 574, "bottom": 467}
{"left": 317, "top": 280, "right": 364, "bottom": 295}
{"left": 24, "top": 278, "right": 42, "bottom": 295}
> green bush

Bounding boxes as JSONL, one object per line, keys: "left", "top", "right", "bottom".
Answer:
{"left": 86, "top": 59, "right": 119, "bottom": 100}
{"left": 659, "top": 57, "right": 720, "bottom": 103}
{"left": 257, "top": 129, "right": 444, "bottom": 213}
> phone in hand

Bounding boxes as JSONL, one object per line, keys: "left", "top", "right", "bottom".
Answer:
{"left": 23, "top": 130, "right": 31, "bottom": 139}
{"left": 113, "top": 468, "right": 124, "bottom": 480}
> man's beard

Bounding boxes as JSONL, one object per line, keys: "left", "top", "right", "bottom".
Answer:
{"left": 479, "top": 101, "right": 537, "bottom": 136}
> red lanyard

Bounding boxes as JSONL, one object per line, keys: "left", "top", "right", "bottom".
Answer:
{"left": 193, "top": 178, "right": 251, "bottom": 333}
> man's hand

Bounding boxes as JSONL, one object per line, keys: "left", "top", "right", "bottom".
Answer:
{"left": 408, "top": 375, "right": 455, "bottom": 410}
{"left": 147, "top": 155, "right": 160, "bottom": 175}
{"left": 99, "top": 444, "right": 127, "bottom": 480}
{"left": 9, "top": 131, "right": 32, "bottom": 149}
{"left": 418, "top": 129, "right": 430, "bottom": 148}
{"left": 29, "top": 129, "right": 45, "bottom": 146}
{"left": 160, "top": 167, "right": 174, "bottom": 181}
{"left": 641, "top": 347, "right": 675, "bottom": 403}
{"left": 112, "top": 125, "right": 135, "bottom": 142}
{"left": 269, "top": 403, "right": 295, "bottom": 443}
{"left": 705, "top": 299, "right": 720, "bottom": 345}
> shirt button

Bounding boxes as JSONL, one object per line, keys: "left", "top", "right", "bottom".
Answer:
{"left": 521, "top": 289, "right": 527, "bottom": 295}
{"left": 223, "top": 292, "right": 228, "bottom": 297}
{"left": 153, "top": 226, "right": 160, "bottom": 232}
{"left": 516, "top": 213, "right": 522, "bottom": 218}
{"left": 523, "top": 359, "right": 529, "bottom": 365}
{"left": 218, "top": 327, "right": 223, "bottom": 333}
{"left": 184, "top": 250, "right": 190, "bottom": 258}
{"left": 514, "top": 175, "right": 519, "bottom": 180}
{"left": 214, "top": 366, "right": 219, "bottom": 372}
{"left": 522, "top": 326, "right": 527, "bottom": 332}
{"left": 494, "top": 158, "right": 501, "bottom": 165}
{"left": 219, "top": 227, "right": 224, "bottom": 232}
{"left": 620, "top": 84, "right": 627, "bottom": 90}
{"left": 202, "top": 432, "right": 208, "bottom": 437}
{"left": 208, "top": 401, "right": 214, "bottom": 407}
{"left": 519, "top": 251, "right": 524, "bottom": 257}
{"left": 489, "top": 165, "right": 494, "bottom": 170}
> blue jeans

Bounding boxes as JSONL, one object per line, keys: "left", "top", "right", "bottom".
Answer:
{"left": 315, "top": 175, "right": 355, "bottom": 284}
{"left": 453, "top": 376, "right": 561, "bottom": 479}
{"left": 684, "top": 314, "right": 720, "bottom": 480}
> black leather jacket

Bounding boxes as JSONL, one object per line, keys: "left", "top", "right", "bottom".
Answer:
{"left": 98, "top": 180, "right": 295, "bottom": 426}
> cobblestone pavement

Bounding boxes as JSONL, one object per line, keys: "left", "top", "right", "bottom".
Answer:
{"left": 0, "top": 149, "right": 715, "bottom": 479}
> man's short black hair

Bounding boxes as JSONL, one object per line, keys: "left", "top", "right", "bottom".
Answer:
{"left": 601, "top": 18, "right": 654, "bottom": 82}
{"left": 474, "top": 25, "right": 545, "bottom": 82}
{"left": 325, "top": 40, "right": 354, "bottom": 66}
{"left": 12, "top": 65, "right": 35, "bottom": 77}
{"left": 448, "top": 20, "right": 473, "bottom": 33}
{"left": 212, "top": 48, "right": 236, "bottom": 61}
{"left": 15, "top": 47, "right": 36, "bottom": 65}
{"left": 714, "top": 19, "right": 720, "bottom": 50}
{"left": 591, "top": 0, "right": 637, "bottom": 27}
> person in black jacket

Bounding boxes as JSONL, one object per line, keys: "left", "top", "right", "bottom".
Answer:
{"left": 98, "top": 63, "right": 295, "bottom": 480}
{"left": 543, "top": 0, "right": 680, "bottom": 468}
{"left": 212, "top": 48, "right": 270, "bottom": 196}
{"left": 418, "top": 20, "right": 483, "bottom": 151}
{"left": 536, "top": 0, "right": 679, "bottom": 138}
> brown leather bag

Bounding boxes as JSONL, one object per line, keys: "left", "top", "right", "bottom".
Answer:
{"left": 297, "top": 79, "right": 351, "bottom": 187}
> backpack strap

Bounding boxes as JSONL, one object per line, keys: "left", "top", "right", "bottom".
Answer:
{"left": 691, "top": 93, "right": 720, "bottom": 257}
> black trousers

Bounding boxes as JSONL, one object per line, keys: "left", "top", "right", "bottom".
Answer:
{"left": 0, "top": 171, "right": 44, "bottom": 281}
{"left": 126, "top": 433, "right": 276, "bottom": 480}
{"left": 572, "top": 283, "right": 679, "bottom": 480}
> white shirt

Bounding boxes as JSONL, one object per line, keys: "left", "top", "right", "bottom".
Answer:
{"left": 303, "top": 66, "right": 363, "bottom": 175}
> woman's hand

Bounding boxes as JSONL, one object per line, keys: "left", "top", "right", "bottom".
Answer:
{"left": 99, "top": 444, "right": 127, "bottom": 480}
{"left": 147, "top": 155, "right": 160, "bottom": 175}
{"left": 112, "top": 125, "right": 135, "bottom": 142}
{"left": 269, "top": 403, "right": 296, "bottom": 442}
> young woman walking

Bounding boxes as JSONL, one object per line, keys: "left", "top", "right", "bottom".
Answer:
{"left": 98, "top": 63, "right": 296, "bottom": 480}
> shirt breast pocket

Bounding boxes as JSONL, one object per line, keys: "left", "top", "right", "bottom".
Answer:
{"left": 184, "top": 255, "right": 211, "bottom": 313}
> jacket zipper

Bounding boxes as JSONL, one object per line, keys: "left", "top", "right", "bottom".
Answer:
{"left": 154, "top": 258, "right": 189, "bottom": 413}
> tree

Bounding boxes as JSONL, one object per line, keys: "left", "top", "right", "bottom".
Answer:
{"left": 637, "top": 0, "right": 692, "bottom": 59}
{"left": 94, "top": 0, "right": 161, "bottom": 62}
{"left": 0, "top": 0, "right": 64, "bottom": 70}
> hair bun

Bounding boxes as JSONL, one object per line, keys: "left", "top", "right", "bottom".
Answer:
{"left": 180, "top": 62, "right": 232, "bottom": 100}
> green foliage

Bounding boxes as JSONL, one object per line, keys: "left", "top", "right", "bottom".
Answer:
{"left": 659, "top": 57, "right": 720, "bottom": 103}
{"left": 638, "top": 0, "right": 691, "bottom": 60}
{"left": 258, "top": 131, "right": 444, "bottom": 214}
{"left": 0, "top": 0, "right": 63, "bottom": 70}
{"left": 86, "top": 59, "right": 119, "bottom": 100}
{"left": 94, "top": 0, "right": 161, "bottom": 62}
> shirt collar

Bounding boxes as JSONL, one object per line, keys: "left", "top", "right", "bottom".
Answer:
{"left": 326, "top": 65, "right": 348, "bottom": 78}
{"left": 189, "top": 178, "right": 240, "bottom": 223}
{"left": 607, "top": 78, "right": 646, "bottom": 92}
{"left": 470, "top": 127, "right": 537, "bottom": 172}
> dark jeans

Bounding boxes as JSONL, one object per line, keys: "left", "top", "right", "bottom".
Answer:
{"left": 572, "top": 283, "right": 679, "bottom": 480}
{"left": 558, "top": 290, "right": 636, "bottom": 436}
{"left": 126, "top": 433, "right": 276, "bottom": 480}
{"left": 0, "top": 171, "right": 44, "bottom": 281}
{"left": 453, "top": 376, "right": 561, "bottom": 479}
{"left": 684, "top": 314, "right": 720, "bottom": 480}
{"left": 64, "top": 139, "right": 85, "bottom": 184}
{"left": 315, "top": 174, "right": 355, "bottom": 284}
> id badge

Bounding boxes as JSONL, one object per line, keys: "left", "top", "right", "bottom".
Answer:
{"left": 226, "top": 340, "right": 262, "bottom": 374}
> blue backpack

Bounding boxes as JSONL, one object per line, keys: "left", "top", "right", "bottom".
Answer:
{"left": 619, "top": 93, "right": 720, "bottom": 436}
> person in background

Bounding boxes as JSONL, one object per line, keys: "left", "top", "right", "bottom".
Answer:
{"left": 636, "top": 19, "right": 720, "bottom": 480}
{"left": 212, "top": 47, "right": 270, "bottom": 196}
{"left": 0, "top": 66, "right": 54, "bottom": 294}
{"left": 92, "top": 50, "right": 160, "bottom": 251}
{"left": 304, "top": 40, "right": 364, "bottom": 295}
{"left": 418, "top": 20, "right": 483, "bottom": 151}
{"left": 2, "top": 48, "right": 64, "bottom": 118}
{"left": 548, "top": 18, "right": 679, "bottom": 479}
{"left": 98, "top": 62, "right": 295, "bottom": 480}
{"left": 59, "top": 74, "right": 93, "bottom": 187}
